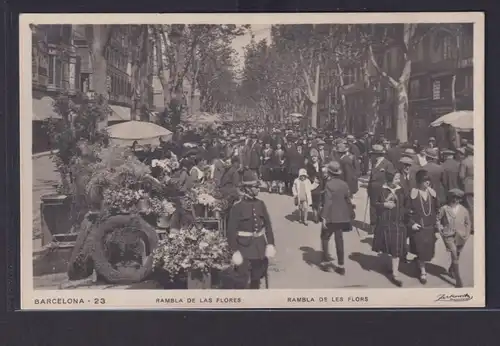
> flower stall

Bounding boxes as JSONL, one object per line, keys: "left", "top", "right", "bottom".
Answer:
{"left": 65, "top": 144, "right": 233, "bottom": 288}
{"left": 152, "top": 225, "right": 232, "bottom": 289}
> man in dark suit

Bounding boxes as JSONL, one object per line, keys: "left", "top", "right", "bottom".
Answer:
{"left": 360, "top": 132, "right": 374, "bottom": 175}
{"left": 397, "top": 155, "right": 414, "bottom": 264}
{"left": 316, "top": 140, "right": 328, "bottom": 165}
{"left": 386, "top": 139, "right": 402, "bottom": 168}
{"left": 337, "top": 142, "right": 359, "bottom": 196}
{"left": 398, "top": 156, "right": 415, "bottom": 195}
{"left": 423, "top": 147, "right": 446, "bottom": 205}
{"left": 367, "top": 144, "right": 395, "bottom": 228}
{"left": 320, "top": 161, "right": 354, "bottom": 275}
{"left": 346, "top": 135, "right": 361, "bottom": 163}
{"left": 441, "top": 149, "right": 460, "bottom": 192}
{"left": 247, "top": 134, "right": 261, "bottom": 175}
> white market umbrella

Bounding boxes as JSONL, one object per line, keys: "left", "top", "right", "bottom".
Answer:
{"left": 107, "top": 120, "right": 173, "bottom": 146}
{"left": 290, "top": 112, "right": 304, "bottom": 118}
{"left": 430, "top": 110, "right": 473, "bottom": 132}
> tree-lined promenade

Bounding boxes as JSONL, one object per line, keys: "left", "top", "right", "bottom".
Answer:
{"left": 42, "top": 24, "right": 471, "bottom": 140}
{"left": 239, "top": 24, "right": 472, "bottom": 142}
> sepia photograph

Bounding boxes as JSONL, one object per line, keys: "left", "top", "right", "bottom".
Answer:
{"left": 21, "top": 13, "right": 484, "bottom": 309}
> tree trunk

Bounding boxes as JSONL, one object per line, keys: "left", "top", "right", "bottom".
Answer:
{"left": 395, "top": 83, "right": 409, "bottom": 143}
{"left": 88, "top": 25, "right": 111, "bottom": 128}
{"left": 335, "top": 61, "right": 348, "bottom": 133}
{"left": 311, "top": 64, "right": 320, "bottom": 129}
{"left": 363, "top": 57, "right": 379, "bottom": 134}
{"left": 310, "top": 102, "right": 318, "bottom": 129}
{"left": 451, "top": 74, "right": 457, "bottom": 111}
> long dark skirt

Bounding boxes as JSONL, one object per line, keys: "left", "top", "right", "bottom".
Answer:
{"left": 372, "top": 223, "right": 407, "bottom": 258}
{"left": 311, "top": 188, "right": 322, "bottom": 210}
{"left": 261, "top": 165, "right": 273, "bottom": 182}
{"left": 271, "top": 167, "right": 286, "bottom": 181}
{"left": 409, "top": 226, "right": 437, "bottom": 262}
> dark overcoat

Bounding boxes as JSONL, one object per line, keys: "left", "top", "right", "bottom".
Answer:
{"left": 441, "top": 158, "right": 460, "bottom": 192}
{"left": 423, "top": 162, "right": 446, "bottom": 204}
{"left": 226, "top": 198, "right": 275, "bottom": 260}
{"left": 321, "top": 177, "right": 353, "bottom": 224}
{"left": 339, "top": 153, "right": 359, "bottom": 195}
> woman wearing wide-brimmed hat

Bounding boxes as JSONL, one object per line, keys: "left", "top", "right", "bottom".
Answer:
{"left": 407, "top": 169, "right": 440, "bottom": 285}
{"left": 372, "top": 168, "right": 408, "bottom": 287}
{"left": 320, "top": 161, "right": 354, "bottom": 275}
{"left": 436, "top": 188, "right": 471, "bottom": 288}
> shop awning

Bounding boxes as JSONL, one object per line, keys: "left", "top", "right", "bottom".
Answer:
{"left": 32, "top": 96, "right": 61, "bottom": 121}
{"left": 109, "top": 105, "right": 131, "bottom": 122}
{"left": 430, "top": 110, "right": 473, "bottom": 132}
{"left": 107, "top": 120, "right": 173, "bottom": 146}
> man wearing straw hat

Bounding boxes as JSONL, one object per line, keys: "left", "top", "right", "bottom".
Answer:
{"left": 227, "top": 169, "right": 276, "bottom": 289}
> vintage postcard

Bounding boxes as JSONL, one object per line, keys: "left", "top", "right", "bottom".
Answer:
{"left": 20, "top": 12, "right": 484, "bottom": 309}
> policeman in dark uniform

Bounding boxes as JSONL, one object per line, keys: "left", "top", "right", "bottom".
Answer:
{"left": 227, "top": 169, "right": 276, "bottom": 289}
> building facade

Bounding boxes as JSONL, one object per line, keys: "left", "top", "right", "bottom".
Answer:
{"left": 408, "top": 24, "right": 473, "bottom": 143}
{"left": 318, "top": 23, "right": 473, "bottom": 141}
{"left": 72, "top": 25, "right": 138, "bottom": 125}
{"left": 31, "top": 24, "right": 80, "bottom": 153}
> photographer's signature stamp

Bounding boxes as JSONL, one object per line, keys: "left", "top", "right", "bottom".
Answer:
{"left": 435, "top": 293, "right": 473, "bottom": 302}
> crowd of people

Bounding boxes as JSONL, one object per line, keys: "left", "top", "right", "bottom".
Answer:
{"left": 132, "top": 121, "right": 474, "bottom": 289}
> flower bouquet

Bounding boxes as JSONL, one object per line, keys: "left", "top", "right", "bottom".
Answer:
{"left": 151, "top": 158, "right": 179, "bottom": 175}
{"left": 212, "top": 198, "right": 229, "bottom": 213}
{"left": 152, "top": 226, "right": 232, "bottom": 288}
{"left": 188, "top": 181, "right": 229, "bottom": 218}
{"left": 143, "top": 197, "right": 176, "bottom": 216}
{"left": 102, "top": 187, "right": 147, "bottom": 215}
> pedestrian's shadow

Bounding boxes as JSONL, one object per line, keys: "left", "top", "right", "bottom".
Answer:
{"left": 360, "top": 236, "right": 373, "bottom": 247}
{"left": 299, "top": 246, "right": 331, "bottom": 271}
{"left": 352, "top": 220, "right": 372, "bottom": 234}
{"left": 426, "top": 262, "right": 456, "bottom": 286}
{"left": 285, "top": 210, "right": 300, "bottom": 223}
{"left": 348, "top": 252, "right": 389, "bottom": 278}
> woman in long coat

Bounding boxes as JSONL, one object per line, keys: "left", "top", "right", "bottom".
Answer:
{"left": 272, "top": 143, "right": 287, "bottom": 194}
{"left": 407, "top": 169, "right": 440, "bottom": 285}
{"left": 260, "top": 142, "right": 274, "bottom": 191}
{"left": 372, "top": 169, "right": 408, "bottom": 287}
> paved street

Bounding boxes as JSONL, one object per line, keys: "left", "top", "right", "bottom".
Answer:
{"left": 263, "top": 187, "right": 474, "bottom": 289}
{"left": 31, "top": 156, "right": 473, "bottom": 289}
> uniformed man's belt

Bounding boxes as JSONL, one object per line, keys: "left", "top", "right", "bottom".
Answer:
{"left": 238, "top": 230, "right": 265, "bottom": 237}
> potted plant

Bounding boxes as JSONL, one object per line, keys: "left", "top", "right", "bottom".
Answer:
{"left": 40, "top": 92, "right": 110, "bottom": 246}
{"left": 152, "top": 225, "right": 232, "bottom": 289}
